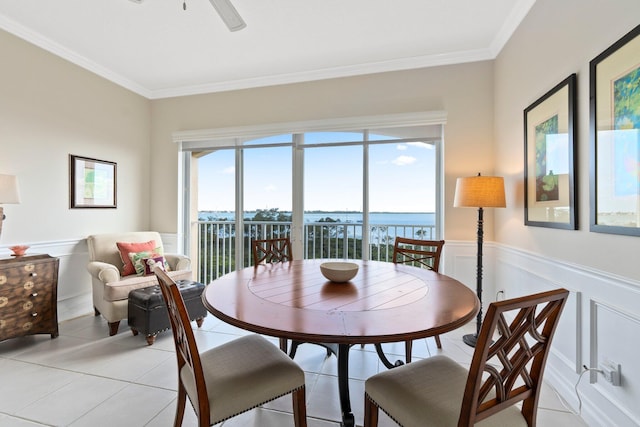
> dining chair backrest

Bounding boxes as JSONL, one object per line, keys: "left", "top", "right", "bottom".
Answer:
{"left": 154, "top": 266, "right": 210, "bottom": 421}
{"left": 252, "top": 237, "right": 293, "bottom": 266}
{"left": 460, "top": 288, "right": 569, "bottom": 425}
{"left": 392, "top": 237, "right": 445, "bottom": 272}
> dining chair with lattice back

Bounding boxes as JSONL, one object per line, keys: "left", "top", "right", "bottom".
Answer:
{"left": 366, "top": 237, "right": 445, "bottom": 365}
{"left": 252, "top": 237, "right": 293, "bottom": 353}
{"left": 252, "top": 237, "right": 293, "bottom": 265}
{"left": 394, "top": 237, "right": 445, "bottom": 356}
{"left": 153, "top": 266, "right": 307, "bottom": 427}
{"left": 251, "top": 237, "right": 335, "bottom": 359}
{"left": 364, "top": 288, "right": 569, "bottom": 427}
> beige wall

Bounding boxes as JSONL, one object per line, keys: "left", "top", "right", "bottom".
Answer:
{"left": 494, "top": 0, "right": 640, "bottom": 281}
{"left": 0, "top": 30, "right": 152, "bottom": 244}
{"left": 150, "top": 61, "right": 496, "bottom": 240}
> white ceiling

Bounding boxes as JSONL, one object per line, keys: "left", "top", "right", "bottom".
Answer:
{"left": 0, "top": 0, "right": 535, "bottom": 100}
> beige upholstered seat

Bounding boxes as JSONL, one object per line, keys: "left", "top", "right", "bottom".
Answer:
{"left": 364, "top": 288, "right": 569, "bottom": 427}
{"left": 86, "top": 231, "right": 192, "bottom": 336}
{"left": 153, "top": 267, "right": 307, "bottom": 427}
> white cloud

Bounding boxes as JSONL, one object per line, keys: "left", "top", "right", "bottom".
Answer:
{"left": 407, "top": 142, "right": 434, "bottom": 149}
{"left": 396, "top": 144, "right": 408, "bottom": 150}
{"left": 392, "top": 155, "right": 417, "bottom": 166}
{"left": 221, "top": 166, "right": 235, "bottom": 174}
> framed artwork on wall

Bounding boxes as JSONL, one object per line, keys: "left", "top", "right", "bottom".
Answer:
{"left": 524, "top": 74, "right": 577, "bottom": 229}
{"left": 69, "top": 155, "right": 117, "bottom": 208}
{"left": 590, "top": 24, "right": 640, "bottom": 236}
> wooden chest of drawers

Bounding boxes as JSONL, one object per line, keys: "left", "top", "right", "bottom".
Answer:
{"left": 0, "top": 254, "right": 59, "bottom": 341}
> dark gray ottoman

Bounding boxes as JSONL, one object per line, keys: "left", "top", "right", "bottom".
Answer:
{"left": 127, "top": 280, "right": 207, "bottom": 345}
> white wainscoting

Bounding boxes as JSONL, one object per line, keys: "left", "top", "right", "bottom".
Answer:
{"left": 3, "top": 237, "right": 639, "bottom": 426}
{"left": 448, "top": 242, "right": 640, "bottom": 427}
{"left": 0, "top": 233, "right": 182, "bottom": 323}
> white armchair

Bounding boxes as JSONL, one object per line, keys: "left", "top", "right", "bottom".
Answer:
{"left": 87, "top": 231, "right": 193, "bottom": 336}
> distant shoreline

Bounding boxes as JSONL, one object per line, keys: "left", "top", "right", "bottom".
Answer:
{"left": 198, "top": 210, "right": 436, "bottom": 226}
{"left": 199, "top": 210, "right": 435, "bottom": 215}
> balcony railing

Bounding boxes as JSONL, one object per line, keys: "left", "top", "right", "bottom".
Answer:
{"left": 196, "top": 220, "right": 436, "bottom": 284}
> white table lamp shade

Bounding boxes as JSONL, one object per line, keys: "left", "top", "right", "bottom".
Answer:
{"left": 0, "top": 174, "right": 21, "bottom": 204}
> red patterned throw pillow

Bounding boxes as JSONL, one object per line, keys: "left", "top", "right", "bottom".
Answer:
{"left": 116, "top": 240, "right": 156, "bottom": 276}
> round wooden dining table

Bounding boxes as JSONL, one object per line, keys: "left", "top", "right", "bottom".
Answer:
{"left": 202, "top": 259, "right": 479, "bottom": 427}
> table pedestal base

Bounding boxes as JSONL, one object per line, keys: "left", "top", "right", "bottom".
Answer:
{"left": 338, "top": 344, "right": 355, "bottom": 427}
{"left": 289, "top": 340, "right": 337, "bottom": 359}
{"left": 374, "top": 343, "right": 405, "bottom": 369}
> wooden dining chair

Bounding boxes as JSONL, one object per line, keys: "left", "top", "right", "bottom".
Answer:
{"left": 251, "top": 237, "right": 335, "bottom": 359}
{"left": 393, "top": 237, "right": 445, "bottom": 272}
{"left": 252, "top": 237, "right": 293, "bottom": 265}
{"left": 153, "top": 267, "right": 307, "bottom": 427}
{"left": 252, "top": 237, "right": 293, "bottom": 353}
{"left": 372, "top": 237, "right": 445, "bottom": 363}
{"left": 364, "top": 288, "right": 569, "bottom": 427}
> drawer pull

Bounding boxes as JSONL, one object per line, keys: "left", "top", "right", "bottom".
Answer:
{"left": 31, "top": 292, "right": 39, "bottom": 297}
{"left": 30, "top": 272, "right": 38, "bottom": 277}
{"left": 31, "top": 312, "right": 38, "bottom": 317}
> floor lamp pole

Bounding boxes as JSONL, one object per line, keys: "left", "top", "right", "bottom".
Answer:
{"left": 463, "top": 206, "right": 483, "bottom": 347}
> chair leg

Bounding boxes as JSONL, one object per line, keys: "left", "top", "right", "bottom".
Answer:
{"left": 174, "top": 383, "right": 187, "bottom": 427}
{"left": 292, "top": 386, "right": 307, "bottom": 427}
{"left": 94, "top": 306, "right": 101, "bottom": 316}
{"left": 404, "top": 340, "right": 412, "bottom": 364}
{"left": 280, "top": 338, "right": 288, "bottom": 353}
{"left": 434, "top": 334, "right": 442, "bottom": 349}
{"left": 108, "top": 321, "right": 120, "bottom": 336}
{"left": 364, "top": 395, "right": 379, "bottom": 427}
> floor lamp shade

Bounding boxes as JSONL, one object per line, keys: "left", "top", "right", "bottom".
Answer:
{"left": 454, "top": 175, "right": 506, "bottom": 208}
{"left": 454, "top": 173, "right": 505, "bottom": 347}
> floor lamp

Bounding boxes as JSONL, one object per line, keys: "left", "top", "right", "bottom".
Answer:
{"left": 454, "top": 173, "right": 505, "bottom": 347}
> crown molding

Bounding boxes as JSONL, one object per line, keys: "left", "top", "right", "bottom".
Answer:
{"left": 0, "top": 13, "right": 153, "bottom": 98}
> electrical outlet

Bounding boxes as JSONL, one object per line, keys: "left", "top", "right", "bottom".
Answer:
{"left": 599, "top": 360, "right": 622, "bottom": 386}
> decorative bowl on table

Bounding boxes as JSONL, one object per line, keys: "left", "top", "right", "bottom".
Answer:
{"left": 9, "top": 245, "right": 29, "bottom": 256}
{"left": 320, "top": 262, "right": 359, "bottom": 283}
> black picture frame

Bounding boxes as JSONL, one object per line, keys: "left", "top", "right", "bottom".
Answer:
{"left": 69, "top": 155, "right": 117, "bottom": 208}
{"left": 590, "top": 24, "right": 640, "bottom": 236}
{"left": 524, "top": 74, "right": 577, "bottom": 229}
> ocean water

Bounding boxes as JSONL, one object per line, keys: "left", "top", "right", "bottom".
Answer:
{"left": 199, "top": 211, "right": 435, "bottom": 225}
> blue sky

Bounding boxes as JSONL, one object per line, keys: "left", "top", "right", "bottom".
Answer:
{"left": 198, "top": 135, "right": 436, "bottom": 213}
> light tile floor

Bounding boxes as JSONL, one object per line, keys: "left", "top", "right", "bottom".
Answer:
{"left": 0, "top": 314, "right": 589, "bottom": 426}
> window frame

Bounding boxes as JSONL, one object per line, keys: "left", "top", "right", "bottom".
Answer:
{"left": 175, "top": 111, "right": 446, "bottom": 260}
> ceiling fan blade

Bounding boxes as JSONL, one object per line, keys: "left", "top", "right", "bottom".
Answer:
{"left": 209, "top": 0, "right": 246, "bottom": 32}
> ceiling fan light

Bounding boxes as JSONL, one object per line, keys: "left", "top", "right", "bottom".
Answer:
{"left": 209, "top": 0, "right": 246, "bottom": 32}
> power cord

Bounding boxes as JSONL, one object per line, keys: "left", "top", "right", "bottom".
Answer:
{"left": 553, "top": 365, "right": 602, "bottom": 416}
